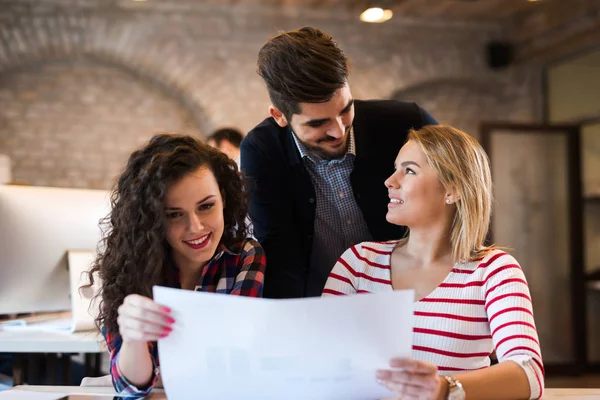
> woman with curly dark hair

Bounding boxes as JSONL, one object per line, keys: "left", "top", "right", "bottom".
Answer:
{"left": 88, "top": 133, "right": 265, "bottom": 396}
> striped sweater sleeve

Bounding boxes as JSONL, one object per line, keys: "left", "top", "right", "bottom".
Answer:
{"left": 483, "top": 252, "right": 545, "bottom": 399}
{"left": 322, "top": 245, "right": 361, "bottom": 295}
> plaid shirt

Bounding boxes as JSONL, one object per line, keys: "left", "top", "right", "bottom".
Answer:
{"left": 103, "top": 238, "right": 266, "bottom": 396}
{"left": 291, "top": 128, "right": 373, "bottom": 294}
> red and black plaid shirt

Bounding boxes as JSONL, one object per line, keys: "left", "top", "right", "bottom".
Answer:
{"left": 104, "top": 238, "right": 266, "bottom": 396}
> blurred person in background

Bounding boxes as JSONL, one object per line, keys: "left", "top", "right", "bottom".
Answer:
{"left": 206, "top": 127, "right": 243, "bottom": 166}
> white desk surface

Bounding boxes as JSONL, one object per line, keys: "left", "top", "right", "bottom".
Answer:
{"left": 11, "top": 385, "right": 165, "bottom": 399}
{"left": 0, "top": 330, "right": 104, "bottom": 353}
{"left": 541, "top": 389, "right": 600, "bottom": 398}
{"left": 0, "top": 312, "right": 105, "bottom": 353}
{"left": 10, "top": 386, "right": 600, "bottom": 399}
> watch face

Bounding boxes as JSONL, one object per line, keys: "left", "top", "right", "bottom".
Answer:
{"left": 448, "top": 386, "right": 466, "bottom": 400}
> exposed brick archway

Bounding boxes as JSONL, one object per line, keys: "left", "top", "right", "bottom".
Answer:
{"left": 0, "top": 57, "right": 201, "bottom": 189}
{"left": 0, "top": 11, "right": 209, "bottom": 133}
{"left": 0, "top": 9, "right": 217, "bottom": 189}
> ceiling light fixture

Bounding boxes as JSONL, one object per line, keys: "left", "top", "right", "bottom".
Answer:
{"left": 360, "top": 7, "right": 393, "bottom": 23}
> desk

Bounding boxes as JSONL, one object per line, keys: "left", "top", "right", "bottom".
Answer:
{"left": 0, "top": 312, "right": 104, "bottom": 353}
{"left": 9, "top": 386, "right": 600, "bottom": 399}
{"left": 0, "top": 330, "right": 104, "bottom": 354}
{"left": 542, "top": 389, "right": 600, "bottom": 398}
{"left": 11, "top": 385, "right": 165, "bottom": 399}
{"left": 0, "top": 329, "right": 105, "bottom": 386}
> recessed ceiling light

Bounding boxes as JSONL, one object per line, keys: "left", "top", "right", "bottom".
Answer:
{"left": 360, "top": 7, "right": 393, "bottom": 23}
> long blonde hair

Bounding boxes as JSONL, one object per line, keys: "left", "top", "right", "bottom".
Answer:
{"left": 407, "top": 125, "right": 495, "bottom": 262}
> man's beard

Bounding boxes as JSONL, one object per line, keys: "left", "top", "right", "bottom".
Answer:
{"left": 301, "top": 127, "right": 351, "bottom": 160}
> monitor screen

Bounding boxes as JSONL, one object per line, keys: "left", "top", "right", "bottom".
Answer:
{"left": 0, "top": 185, "right": 111, "bottom": 315}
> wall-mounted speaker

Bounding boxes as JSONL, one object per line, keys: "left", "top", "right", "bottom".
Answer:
{"left": 486, "top": 41, "right": 514, "bottom": 69}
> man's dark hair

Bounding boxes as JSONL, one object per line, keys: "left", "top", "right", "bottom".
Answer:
{"left": 207, "top": 128, "right": 244, "bottom": 148}
{"left": 257, "top": 26, "right": 350, "bottom": 121}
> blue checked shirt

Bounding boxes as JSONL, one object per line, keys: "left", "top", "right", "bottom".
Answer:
{"left": 291, "top": 128, "right": 373, "bottom": 293}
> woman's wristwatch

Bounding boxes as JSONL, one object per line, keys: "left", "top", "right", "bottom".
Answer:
{"left": 442, "top": 376, "right": 465, "bottom": 400}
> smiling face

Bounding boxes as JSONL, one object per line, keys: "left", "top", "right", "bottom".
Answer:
{"left": 164, "top": 166, "right": 225, "bottom": 271}
{"left": 270, "top": 83, "right": 354, "bottom": 160}
{"left": 384, "top": 140, "right": 451, "bottom": 229}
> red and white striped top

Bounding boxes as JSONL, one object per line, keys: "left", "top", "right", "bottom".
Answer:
{"left": 323, "top": 241, "right": 544, "bottom": 399}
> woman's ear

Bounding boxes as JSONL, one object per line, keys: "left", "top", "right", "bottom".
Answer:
{"left": 444, "top": 187, "right": 460, "bottom": 205}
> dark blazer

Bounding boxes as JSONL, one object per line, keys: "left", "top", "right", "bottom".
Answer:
{"left": 241, "top": 100, "right": 437, "bottom": 298}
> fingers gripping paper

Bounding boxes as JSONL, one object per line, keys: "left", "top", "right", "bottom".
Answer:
{"left": 153, "top": 286, "right": 414, "bottom": 400}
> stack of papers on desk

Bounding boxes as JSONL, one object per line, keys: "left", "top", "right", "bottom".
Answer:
{"left": 154, "top": 286, "right": 414, "bottom": 400}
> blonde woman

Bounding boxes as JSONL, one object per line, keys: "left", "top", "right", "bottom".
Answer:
{"left": 323, "top": 126, "right": 544, "bottom": 400}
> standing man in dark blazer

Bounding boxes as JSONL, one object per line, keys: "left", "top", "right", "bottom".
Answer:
{"left": 241, "top": 27, "right": 437, "bottom": 298}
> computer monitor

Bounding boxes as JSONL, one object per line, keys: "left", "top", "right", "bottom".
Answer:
{"left": 0, "top": 185, "right": 111, "bottom": 314}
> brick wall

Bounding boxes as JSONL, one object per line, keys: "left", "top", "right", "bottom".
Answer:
{"left": 0, "top": 1, "right": 543, "bottom": 189}
{"left": 0, "top": 59, "right": 196, "bottom": 188}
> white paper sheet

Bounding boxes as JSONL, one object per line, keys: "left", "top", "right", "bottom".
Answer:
{"left": 153, "top": 286, "right": 414, "bottom": 400}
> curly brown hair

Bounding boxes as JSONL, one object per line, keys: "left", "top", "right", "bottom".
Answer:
{"left": 86, "top": 133, "right": 249, "bottom": 336}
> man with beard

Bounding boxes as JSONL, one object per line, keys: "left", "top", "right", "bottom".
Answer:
{"left": 241, "top": 27, "right": 437, "bottom": 298}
